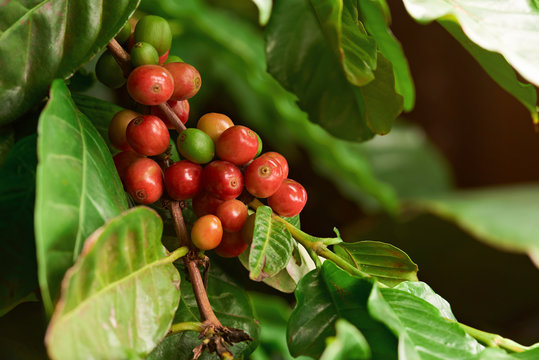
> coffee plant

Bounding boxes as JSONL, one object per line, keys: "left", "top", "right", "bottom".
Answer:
{"left": 0, "top": 0, "right": 538, "bottom": 359}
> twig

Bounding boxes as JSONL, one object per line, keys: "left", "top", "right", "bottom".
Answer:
{"left": 106, "top": 38, "right": 131, "bottom": 77}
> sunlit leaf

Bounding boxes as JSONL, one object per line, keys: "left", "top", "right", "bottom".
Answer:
{"left": 320, "top": 319, "right": 371, "bottom": 360}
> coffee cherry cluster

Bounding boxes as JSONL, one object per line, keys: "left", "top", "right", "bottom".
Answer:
{"left": 102, "top": 16, "right": 307, "bottom": 258}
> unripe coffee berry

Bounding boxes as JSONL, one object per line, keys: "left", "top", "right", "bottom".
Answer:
{"left": 124, "top": 158, "right": 163, "bottom": 204}
{"left": 255, "top": 133, "right": 263, "bottom": 157}
{"left": 268, "top": 179, "right": 307, "bottom": 217}
{"left": 164, "top": 56, "right": 183, "bottom": 64}
{"left": 127, "top": 65, "right": 174, "bottom": 105}
{"left": 115, "top": 21, "right": 131, "bottom": 44}
{"left": 131, "top": 42, "right": 159, "bottom": 67}
{"left": 134, "top": 15, "right": 172, "bottom": 56}
{"left": 164, "top": 160, "right": 202, "bottom": 200}
{"left": 109, "top": 109, "right": 140, "bottom": 151}
{"left": 95, "top": 51, "right": 126, "bottom": 89}
{"left": 151, "top": 100, "right": 189, "bottom": 128}
{"left": 163, "top": 62, "right": 201, "bottom": 100}
{"left": 216, "top": 126, "right": 259, "bottom": 165}
{"left": 126, "top": 115, "right": 170, "bottom": 156}
{"left": 177, "top": 128, "right": 214, "bottom": 164}
{"left": 192, "top": 192, "right": 224, "bottom": 217}
{"left": 216, "top": 199, "right": 248, "bottom": 232}
{"left": 244, "top": 156, "right": 284, "bottom": 198}
{"left": 215, "top": 232, "right": 249, "bottom": 258}
{"left": 191, "top": 215, "right": 223, "bottom": 250}
{"left": 261, "top": 152, "right": 289, "bottom": 179}
{"left": 202, "top": 161, "right": 244, "bottom": 201}
{"left": 197, "top": 113, "right": 234, "bottom": 143}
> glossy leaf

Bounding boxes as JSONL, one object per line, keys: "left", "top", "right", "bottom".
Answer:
{"left": 358, "top": 0, "right": 415, "bottom": 111}
{"left": 368, "top": 283, "right": 484, "bottom": 359}
{"left": 478, "top": 347, "right": 539, "bottom": 360}
{"left": 248, "top": 206, "right": 294, "bottom": 281}
{"left": 334, "top": 240, "right": 418, "bottom": 287}
{"left": 148, "top": 263, "right": 259, "bottom": 360}
{"left": 35, "top": 80, "right": 129, "bottom": 315}
{"left": 394, "top": 281, "right": 456, "bottom": 320}
{"left": 45, "top": 207, "right": 181, "bottom": 360}
{"left": 287, "top": 261, "right": 397, "bottom": 359}
{"left": 412, "top": 185, "right": 539, "bottom": 267}
{"left": 0, "top": 136, "right": 37, "bottom": 316}
{"left": 0, "top": 0, "right": 139, "bottom": 124}
{"left": 320, "top": 319, "right": 371, "bottom": 360}
{"left": 402, "top": 0, "right": 539, "bottom": 121}
{"left": 251, "top": 0, "right": 272, "bottom": 25}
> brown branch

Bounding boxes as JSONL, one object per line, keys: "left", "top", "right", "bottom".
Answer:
{"left": 157, "top": 102, "right": 187, "bottom": 132}
{"left": 106, "top": 38, "right": 131, "bottom": 77}
{"left": 169, "top": 200, "right": 190, "bottom": 248}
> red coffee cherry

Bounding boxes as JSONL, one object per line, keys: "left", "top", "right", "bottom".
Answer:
{"left": 158, "top": 50, "right": 169, "bottom": 65}
{"left": 163, "top": 62, "right": 201, "bottom": 101}
{"left": 261, "top": 152, "right": 289, "bottom": 179}
{"left": 202, "top": 161, "right": 244, "bottom": 200}
{"left": 150, "top": 100, "right": 189, "bottom": 128}
{"left": 113, "top": 151, "right": 143, "bottom": 182}
{"left": 197, "top": 113, "right": 234, "bottom": 143}
{"left": 216, "top": 199, "right": 248, "bottom": 232}
{"left": 164, "top": 160, "right": 202, "bottom": 200}
{"left": 126, "top": 65, "right": 174, "bottom": 105}
{"left": 126, "top": 115, "right": 170, "bottom": 156}
{"left": 244, "top": 156, "right": 284, "bottom": 198}
{"left": 215, "top": 231, "right": 249, "bottom": 258}
{"left": 191, "top": 215, "right": 223, "bottom": 250}
{"left": 267, "top": 179, "right": 307, "bottom": 217}
{"left": 192, "top": 192, "right": 224, "bottom": 217}
{"left": 108, "top": 109, "right": 140, "bottom": 151}
{"left": 124, "top": 158, "right": 164, "bottom": 204}
{"left": 216, "top": 125, "right": 259, "bottom": 165}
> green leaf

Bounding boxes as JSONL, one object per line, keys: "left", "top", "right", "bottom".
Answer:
{"left": 394, "top": 281, "right": 456, "bottom": 321}
{"left": 148, "top": 263, "right": 259, "bottom": 360}
{"left": 320, "top": 319, "right": 371, "bottom": 360}
{"left": 411, "top": 185, "right": 539, "bottom": 267}
{"left": 0, "top": 125, "right": 15, "bottom": 166}
{"left": 251, "top": 0, "right": 272, "bottom": 26}
{"left": 287, "top": 261, "right": 397, "bottom": 359}
{"left": 334, "top": 240, "right": 418, "bottom": 287}
{"left": 401, "top": 0, "right": 539, "bottom": 121}
{"left": 248, "top": 206, "right": 294, "bottom": 281}
{"left": 358, "top": 0, "right": 415, "bottom": 111}
{"left": 45, "top": 207, "right": 181, "bottom": 360}
{"left": 35, "top": 79, "right": 129, "bottom": 315}
{"left": 479, "top": 348, "right": 539, "bottom": 360}
{"left": 368, "top": 283, "right": 484, "bottom": 359}
{"left": 0, "top": 135, "right": 38, "bottom": 316}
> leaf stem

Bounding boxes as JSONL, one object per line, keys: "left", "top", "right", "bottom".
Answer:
{"left": 167, "top": 246, "right": 189, "bottom": 262}
{"left": 307, "top": 247, "right": 322, "bottom": 268}
{"left": 457, "top": 322, "right": 530, "bottom": 353}
{"left": 169, "top": 321, "right": 204, "bottom": 334}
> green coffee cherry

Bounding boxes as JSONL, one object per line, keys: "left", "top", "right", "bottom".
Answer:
{"left": 95, "top": 51, "right": 125, "bottom": 89}
{"left": 164, "top": 55, "right": 184, "bottom": 64}
{"left": 255, "top": 133, "right": 262, "bottom": 157}
{"left": 134, "top": 15, "right": 172, "bottom": 56}
{"left": 177, "top": 128, "right": 215, "bottom": 164}
{"left": 115, "top": 21, "right": 131, "bottom": 44}
{"left": 131, "top": 42, "right": 159, "bottom": 67}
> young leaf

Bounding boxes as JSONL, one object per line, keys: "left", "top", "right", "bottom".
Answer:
{"left": 401, "top": 0, "right": 539, "bottom": 121}
{"left": 0, "top": 0, "right": 139, "bottom": 125}
{"left": 148, "top": 263, "right": 260, "bottom": 359}
{"left": 45, "top": 207, "right": 182, "bottom": 360}
{"left": 248, "top": 206, "right": 294, "bottom": 281}
{"left": 334, "top": 240, "right": 418, "bottom": 287}
{"left": 320, "top": 319, "right": 371, "bottom": 360}
{"left": 0, "top": 136, "right": 38, "bottom": 316}
{"left": 394, "top": 281, "right": 456, "bottom": 320}
{"left": 287, "top": 261, "right": 397, "bottom": 359}
{"left": 35, "top": 80, "right": 129, "bottom": 315}
{"left": 368, "top": 283, "right": 484, "bottom": 359}
{"left": 411, "top": 185, "right": 539, "bottom": 267}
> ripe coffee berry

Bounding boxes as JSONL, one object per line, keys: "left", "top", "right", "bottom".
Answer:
{"left": 151, "top": 100, "right": 189, "bottom": 128}
{"left": 268, "top": 179, "right": 307, "bottom": 217}
{"left": 124, "top": 158, "right": 163, "bottom": 204}
{"left": 192, "top": 192, "right": 223, "bottom": 217}
{"left": 244, "top": 156, "right": 283, "bottom": 198}
{"left": 197, "top": 113, "right": 234, "bottom": 143}
{"left": 216, "top": 126, "right": 259, "bottom": 165}
{"left": 215, "top": 232, "right": 249, "bottom": 258}
{"left": 202, "top": 161, "right": 244, "bottom": 201}
{"left": 177, "top": 128, "right": 214, "bottom": 164}
{"left": 108, "top": 109, "right": 140, "bottom": 151}
{"left": 134, "top": 15, "right": 172, "bottom": 56}
{"left": 131, "top": 42, "right": 159, "bottom": 67}
{"left": 262, "top": 152, "right": 289, "bottom": 179}
{"left": 126, "top": 115, "right": 170, "bottom": 156}
{"left": 216, "top": 199, "right": 248, "bottom": 232}
{"left": 164, "top": 160, "right": 202, "bottom": 200}
{"left": 127, "top": 65, "right": 174, "bottom": 105}
{"left": 191, "top": 215, "right": 223, "bottom": 250}
{"left": 113, "top": 151, "right": 143, "bottom": 182}
{"left": 163, "top": 62, "right": 201, "bottom": 100}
